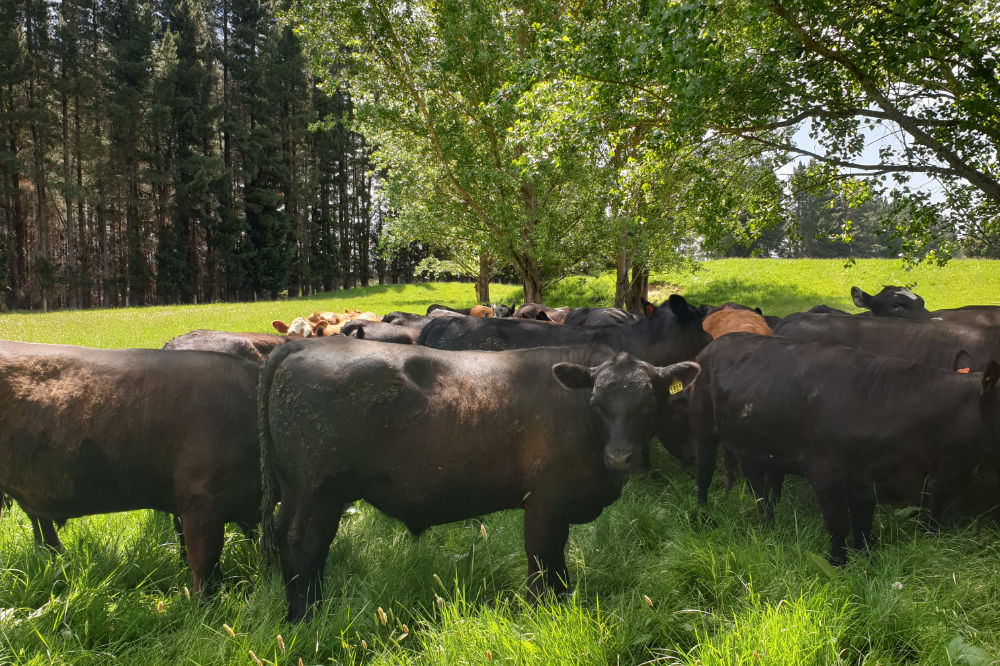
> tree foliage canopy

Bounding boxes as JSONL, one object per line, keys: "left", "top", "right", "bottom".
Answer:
{"left": 635, "top": 0, "right": 1000, "bottom": 249}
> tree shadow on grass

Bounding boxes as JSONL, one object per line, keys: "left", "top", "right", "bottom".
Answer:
{"left": 676, "top": 277, "right": 857, "bottom": 318}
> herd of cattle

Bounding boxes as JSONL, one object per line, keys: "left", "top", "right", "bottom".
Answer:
{"left": 1, "top": 285, "right": 998, "bottom": 621}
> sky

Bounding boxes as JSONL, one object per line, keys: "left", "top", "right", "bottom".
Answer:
{"left": 776, "top": 120, "right": 945, "bottom": 203}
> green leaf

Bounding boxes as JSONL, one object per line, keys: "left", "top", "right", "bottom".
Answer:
{"left": 945, "top": 637, "right": 995, "bottom": 666}
{"left": 806, "top": 552, "right": 840, "bottom": 579}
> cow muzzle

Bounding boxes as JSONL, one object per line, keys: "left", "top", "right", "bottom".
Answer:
{"left": 604, "top": 450, "right": 635, "bottom": 472}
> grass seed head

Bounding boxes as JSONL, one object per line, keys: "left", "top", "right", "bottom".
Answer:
{"left": 223, "top": 624, "right": 235, "bottom": 638}
{"left": 479, "top": 523, "right": 487, "bottom": 538}
{"left": 277, "top": 634, "right": 285, "bottom": 652}
{"left": 643, "top": 594, "right": 654, "bottom": 609}
{"left": 155, "top": 600, "right": 164, "bottom": 613}
{"left": 377, "top": 607, "right": 388, "bottom": 625}
{"left": 486, "top": 649, "right": 493, "bottom": 661}
{"left": 361, "top": 639, "right": 368, "bottom": 651}
{"left": 248, "top": 649, "right": 262, "bottom": 666}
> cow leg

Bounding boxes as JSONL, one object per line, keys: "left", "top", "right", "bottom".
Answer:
{"left": 31, "top": 516, "right": 63, "bottom": 552}
{"left": 811, "top": 483, "right": 850, "bottom": 567}
{"left": 523, "top": 509, "right": 570, "bottom": 603}
{"left": 236, "top": 521, "right": 258, "bottom": 541}
{"left": 276, "top": 492, "right": 340, "bottom": 622}
{"left": 172, "top": 514, "right": 187, "bottom": 561}
{"left": 38, "top": 518, "right": 63, "bottom": 552}
{"left": 743, "top": 464, "right": 775, "bottom": 525}
{"left": 848, "top": 489, "right": 876, "bottom": 552}
{"left": 179, "top": 510, "right": 226, "bottom": 598}
{"left": 694, "top": 439, "right": 718, "bottom": 506}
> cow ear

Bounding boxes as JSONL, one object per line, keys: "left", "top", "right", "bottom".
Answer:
{"left": 851, "top": 286, "right": 871, "bottom": 309}
{"left": 984, "top": 361, "right": 1000, "bottom": 394}
{"left": 552, "top": 363, "right": 595, "bottom": 390}
{"left": 657, "top": 361, "right": 701, "bottom": 396}
{"left": 314, "top": 320, "right": 329, "bottom": 336}
{"left": 351, "top": 326, "right": 365, "bottom": 339}
{"left": 754, "top": 307, "right": 763, "bottom": 315}
{"left": 667, "top": 294, "right": 699, "bottom": 322}
{"left": 537, "top": 311, "right": 551, "bottom": 321}
{"left": 953, "top": 350, "right": 974, "bottom": 373}
{"left": 642, "top": 298, "right": 655, "bottom": 317}
{"left": 272, "top": 320, "right": 289, "bottom": 334}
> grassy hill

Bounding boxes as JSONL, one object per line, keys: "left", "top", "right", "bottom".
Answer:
{"left": 1, "top": 258, "right": 999, "bottom": 665}
{"left": 3, "top": 257, "right": 999, "bottom": 347}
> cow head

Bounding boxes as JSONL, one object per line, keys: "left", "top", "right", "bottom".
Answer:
{"left": 553, "top": 354, "right": 701, "bottom": 471}
{"left": 851, "top": 285, "right": 932, "bottom": 319}
{"left": 491, "top": 303, "right": 514, "bottom": 318}
{"left": 272, "top": 317, "right": 329, "bottom": 337}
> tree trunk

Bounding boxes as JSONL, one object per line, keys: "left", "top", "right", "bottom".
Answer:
{"left": 512, "top": 249, "right": 542, "bottom": 304}
{"left": 626, "top": 263, "right": 649, "bottom": 312}
{"left": 475, "top": 251, "right": 490, "bottom": 303}
{"left": 62, "top": 82, "right": 77, "bottom": 309}
{"left": 613, "top": 240, "right": 630, "bottom": 309}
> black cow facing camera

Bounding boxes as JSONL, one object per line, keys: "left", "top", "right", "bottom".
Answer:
{"left": 258, "top": 336, "right": 699, "bottom": 621}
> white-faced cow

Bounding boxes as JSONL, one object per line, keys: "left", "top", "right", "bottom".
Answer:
{"left": 258, "top": 336, "right": 700, "bottom": 620}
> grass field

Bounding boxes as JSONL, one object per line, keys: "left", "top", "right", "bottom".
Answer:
{"left": 1, "top": 258, "right": 1000, "bottom": 665}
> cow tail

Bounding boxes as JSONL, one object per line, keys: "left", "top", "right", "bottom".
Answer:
{"left": 257, "top": 345, "right": 285, "bottom": 570}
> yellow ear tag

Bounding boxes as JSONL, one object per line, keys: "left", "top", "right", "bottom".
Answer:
{"left": 669, "top": 379, "right": 684, "bottom": 395}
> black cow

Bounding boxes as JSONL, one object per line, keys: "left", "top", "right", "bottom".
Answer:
{"left": 340, "top": 319, "right": 421, "bottom": 344}
{"left": 382, "top": 311, "right": 432, "bottom": 326}
{"left": 690, "top": 333, "right": 1000, "bottom": 565}
{"left": 773, "top": 313, "right": 1000, "bottom": 372}
{"left": 418, "top": 294, "right": 710, "bottom": 367}
{"left": 163, "top": 329, "right": 286, "bottom": 362}
{"left": 11, "top": 331, "right": 282, "bottom": 552}
{"left": 258, "top": 336, "right": 700, "bottom": 620}
{"left": 853, "top": 285, "right": 1000, "bottom": 326}
{"left": 512, "top": 303, "right": 570, "bottom": 323}
{"left": 851, "top": 285, "right": 932, "bottom": 319}
{"left": 0, "top": 341, "right": 261, "bottom": 593}
{"left": 931, "top": 305, "right": 1000, "bottom": 327}
{"left": 562, "top": 307, "right": 641, "bottom": 327}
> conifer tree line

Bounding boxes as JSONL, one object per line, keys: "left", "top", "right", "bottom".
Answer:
{"left": 0, "top": 0, "right": 417, "bottom": 311}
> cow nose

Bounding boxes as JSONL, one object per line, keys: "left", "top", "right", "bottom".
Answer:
{"left": 605, "top": 451, "right": 633, "bottom": 471}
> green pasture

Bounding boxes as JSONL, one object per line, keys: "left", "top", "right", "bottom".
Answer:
{"left": 1, "top": 258, "right": 1000, "bottom": 665}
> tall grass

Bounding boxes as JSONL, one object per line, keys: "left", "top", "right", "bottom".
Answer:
{"left": 1, "top": 259, "right": 999, "bottom": 664}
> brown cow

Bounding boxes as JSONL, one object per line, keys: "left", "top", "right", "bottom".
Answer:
{"left": 0, "top": 341, "right": 261, "bottom": 594}
{"left": 701, "top": 306, "right": 772, "bottom": 339}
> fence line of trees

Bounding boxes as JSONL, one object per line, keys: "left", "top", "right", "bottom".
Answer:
{"left": 0, "top": 0, "right": 426, "bottom": 312}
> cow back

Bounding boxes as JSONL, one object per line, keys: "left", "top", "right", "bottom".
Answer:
{"left": 773, "top": 313, "right": 1000, "bottom": 372}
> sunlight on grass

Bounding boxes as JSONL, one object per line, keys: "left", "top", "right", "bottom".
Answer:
{"left": 2, "top": 260, "right": 1000, "bottom": 663}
